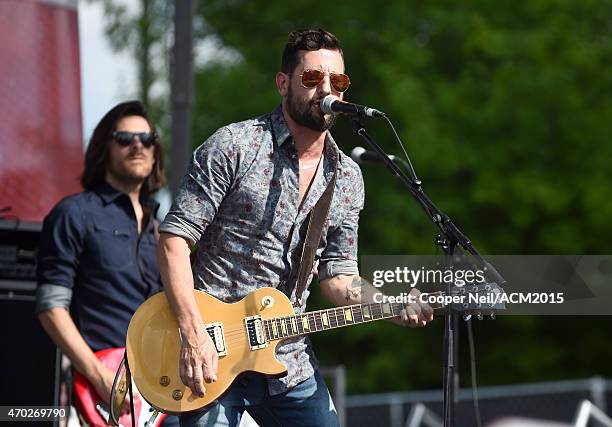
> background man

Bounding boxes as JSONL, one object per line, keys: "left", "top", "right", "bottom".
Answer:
{"left": 36, "top": 101, "right": 172, "bottom": 422}
{"left": 159, "top": 29, "right": 433, "bottom": 426}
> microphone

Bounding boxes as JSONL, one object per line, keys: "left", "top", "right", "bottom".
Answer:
{"left": 351, "top": 146, "right": 397, "bottom": 164}
{"left": 320, "top": 95, "right": 385, "bottom": 118}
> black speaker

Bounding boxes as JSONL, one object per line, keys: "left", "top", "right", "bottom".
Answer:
{"left": 0, "top": 296, "right": 60, "bottom": 406}
{"left": 0, "top": 220, "right": 60, "bottom": 412}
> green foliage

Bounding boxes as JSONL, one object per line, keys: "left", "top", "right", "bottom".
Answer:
{"left": 89, "top": 0, "right": 172, "bottom": 132}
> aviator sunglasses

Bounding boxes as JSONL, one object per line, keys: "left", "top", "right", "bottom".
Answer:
{"left": 296, "top": 69, "right": 351, "bottom": 93}
{"left": 112, "top": 131, "right": 157, "bottom": 148}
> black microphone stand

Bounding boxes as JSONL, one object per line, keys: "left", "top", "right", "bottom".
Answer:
{"left": 350, "top": 117, "right": 505, "bottom": 427}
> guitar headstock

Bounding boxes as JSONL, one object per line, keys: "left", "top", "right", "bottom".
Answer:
{"left": 453, "top": 282, "right": 506, "bottom": 320}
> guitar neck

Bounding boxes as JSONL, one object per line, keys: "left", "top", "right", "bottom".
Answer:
{"left": 263, "top": 301, "right": 404, "bottom": 341}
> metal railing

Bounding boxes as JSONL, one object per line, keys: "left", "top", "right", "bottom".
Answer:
{"left": 344, "top": 377, "right": 612, "bottom": 427}
{"left": 573, "top": 400, "right": 612, "bottom": 427}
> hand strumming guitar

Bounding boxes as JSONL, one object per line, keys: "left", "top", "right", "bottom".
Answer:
{"left": 178, "top": 327, "right": 219, "bottom": 397}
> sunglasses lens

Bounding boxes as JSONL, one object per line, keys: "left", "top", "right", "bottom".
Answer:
{"left": 139, "top": 133, "right": 156, "bottom": 148}
{"left": 330, "top": 73, "right": 350, "bottom": 92}
{"left": 301, "top": 70, "right": 325, "bottom": 88}
{"left": 300, "top": 70, "right": 350, "bottom": 92}
{"left": 113, "top": 131, "right": 156, "bottom": 147}
{"left": 114, "top": 132, "right": 133, "bottom": 146}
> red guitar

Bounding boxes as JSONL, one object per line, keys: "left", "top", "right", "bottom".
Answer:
{"left": 73, "top": 347, "right": 166, "bottom": 427}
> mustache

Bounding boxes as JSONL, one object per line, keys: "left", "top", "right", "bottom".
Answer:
{"left": 126, "top": 153, "right": 147, "bottom": 160}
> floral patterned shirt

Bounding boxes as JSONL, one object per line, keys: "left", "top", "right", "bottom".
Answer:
{"left": 160, "top": 105, "right": 364, "bottom": 394}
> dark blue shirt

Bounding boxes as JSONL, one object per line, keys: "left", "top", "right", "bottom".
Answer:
{"left": 36, "top": 183, "right": 163, "bottom": 352}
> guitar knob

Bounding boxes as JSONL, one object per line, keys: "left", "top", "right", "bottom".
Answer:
{"left": 261, "top": 296, "right": 275, "bottom": 308}
{"left": 160, "top": 376, "right": 170, "bottom": 387}
{"left": 172, "top": 390, "right": 183, "bottom": 401}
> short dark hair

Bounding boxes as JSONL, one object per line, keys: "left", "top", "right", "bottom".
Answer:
{"left": 80, "top": 100, "right": 166, "bottom": 195}
{"left": 281, "top": 28, "right": 344, "bottom": 74}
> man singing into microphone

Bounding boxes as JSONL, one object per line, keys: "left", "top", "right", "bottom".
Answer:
{"left": 159, "top": 28, "right": 433, "bottom": 426}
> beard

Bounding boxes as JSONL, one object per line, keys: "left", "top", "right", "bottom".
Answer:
{"left": 286, "top": 85, "right": 337, "bottom": 132}
{"left": 106, "top": 151, "right": 154, "bottom": 187}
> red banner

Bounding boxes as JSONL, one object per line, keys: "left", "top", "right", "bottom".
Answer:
{"left": 0, "top": 0, "right": 83, "bottom": 222}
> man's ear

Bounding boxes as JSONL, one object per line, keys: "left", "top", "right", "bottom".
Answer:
{"left": 276, "top": 72, "right": 289, "bottom": 97}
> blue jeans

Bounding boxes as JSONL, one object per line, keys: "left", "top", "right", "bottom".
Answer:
{"left": 179, "top": 370, "right": 339, "bottom": 427}
{"left": 162, "top": 415, "right": 181, "bottom": 426}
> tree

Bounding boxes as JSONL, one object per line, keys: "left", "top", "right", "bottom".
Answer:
{"left": 88, "top": 0, "right": 173, "bottom": 131}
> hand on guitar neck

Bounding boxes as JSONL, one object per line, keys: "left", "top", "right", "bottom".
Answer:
{"left": 389, "top": 288, "right": 434, "bottom": 327}
{"left": 320, "top": 275, "right": 434, "bottom": 328}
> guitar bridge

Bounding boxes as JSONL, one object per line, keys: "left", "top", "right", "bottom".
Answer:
{"left": 244, "top": 315, "right": 268, "bottom": 350}
{"left": 205, "top": 322, "right": 227, "bottom": 356}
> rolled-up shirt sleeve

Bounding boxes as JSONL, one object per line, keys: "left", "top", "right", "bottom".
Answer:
{"left": 36, "top": 198, "right": 84, "bottom": 312}
{"left": 160, "top": 127, "right": 237, "bottom": 244}
{"left": 35, "top": 284, "right": 72, "bottom": 313}
{"left": 318, "top": 168, "right": 365, "bottom": 281}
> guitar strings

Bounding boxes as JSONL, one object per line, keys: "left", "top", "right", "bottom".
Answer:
{"left": 202, "top": 310, "right": 410, "bottom": 346}
{"left": 201, "top": 293, "right": 444, "bottom": 337}
{"left": 182, "top": 291, "right": 449, "bottom": 346}
{"left": 175, "top": 307, "right": 414, "bottom": 347}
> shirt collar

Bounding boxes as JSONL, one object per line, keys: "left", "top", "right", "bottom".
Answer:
{"left": 94, "top": 181, "right": 159, "bottom": 211}
{"left": 270, "top": 105, "right": 292, "bottom": 147}
{"left": 94, "top": 181, "right": 124, "bottom": 205}
{"left": 323, "top": 132, "right": 340, "bottom": 171}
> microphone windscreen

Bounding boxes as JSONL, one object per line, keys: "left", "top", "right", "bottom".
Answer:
{"left": 350, "top": 146, "right": 366, "bottom": 163}
{"left": 321, "top": 95, "right": 339, "bottom": 114}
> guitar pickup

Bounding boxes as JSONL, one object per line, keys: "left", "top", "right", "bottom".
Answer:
{"left": 205, "top": 322, "right": 227, "bottom": 356}
{"left": 244, "top": 315, "right": 268, "bottom": 351}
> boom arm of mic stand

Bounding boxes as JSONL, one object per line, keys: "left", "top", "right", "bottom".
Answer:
{"left": 349, "top": 118, "right": 506, "bottom": 285}
{"left": 391, "top": 157, "right": 420, "bottom": 184}
{"left": 350, "top": 119, "right": 419, "bottom": 193}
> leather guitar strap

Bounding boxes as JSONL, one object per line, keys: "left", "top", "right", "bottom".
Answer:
{"left": 294, "top": 164, "right": 338, "bottom": 308}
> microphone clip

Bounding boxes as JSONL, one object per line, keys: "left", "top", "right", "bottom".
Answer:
{"left": 350, "top": 117, "right": 366, "bottom": 135}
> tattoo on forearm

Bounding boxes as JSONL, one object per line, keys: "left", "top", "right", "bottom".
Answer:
{"left": 345, "top": 276, "right": 363, "bottom": 301}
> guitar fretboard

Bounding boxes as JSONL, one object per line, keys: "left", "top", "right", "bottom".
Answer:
{"left": 263, "top": 302, "right": 405, "bottom": 341}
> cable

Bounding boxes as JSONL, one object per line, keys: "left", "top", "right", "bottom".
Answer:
{"left": 466, "top": 319, "right": 483, "bottom": 427}
{"left": 382, "top": 114, "right": 420, "bottom": 184}
{"left": 126, "top": 356, "right": 136, "bottom": 427}
{"left": 109, "top": 353, "right": 126, "bottom": 426}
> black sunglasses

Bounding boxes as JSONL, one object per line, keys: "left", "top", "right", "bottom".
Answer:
{"left": 112, "top": 131, "right": 157, "bottom": 148}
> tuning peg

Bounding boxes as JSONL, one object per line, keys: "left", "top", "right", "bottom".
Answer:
{"left": 462, "top": 313, "right": 472, "bottom": 321}
{"left": 490, "top": 313, "right": 496, "bottom": 320}
{"left": 476, "top": 312, "right": 483, "bottom": 321}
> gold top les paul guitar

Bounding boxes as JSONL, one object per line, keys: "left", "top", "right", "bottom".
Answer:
{"left": 126, "top": 285, "right": 502, "bottom": 414}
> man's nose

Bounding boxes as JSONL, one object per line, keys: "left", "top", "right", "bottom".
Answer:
{"left": 317, "top": 74, "right": 332, "bottom": 95}
{"left": 130, "top": 136, "right": 145, "bottom": 150}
